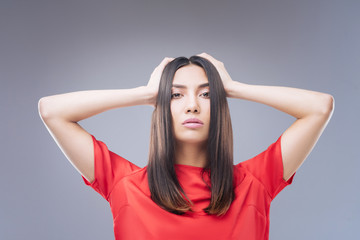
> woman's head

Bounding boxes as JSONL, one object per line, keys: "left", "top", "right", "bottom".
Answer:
{"left": 157, "top": 56, "right": 231, "bottom": 146}
{"left": 148, "top": 55, "right": 234, "bottom": 216}
{"left": 170, "top": 63, "right": 211, "bottom": 146}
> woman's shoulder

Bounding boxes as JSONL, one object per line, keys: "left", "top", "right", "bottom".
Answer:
{"left": 233, "top": 163, "right": 247, "bottom": 187}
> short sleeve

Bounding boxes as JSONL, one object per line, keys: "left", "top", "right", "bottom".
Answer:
{"left": 81, "top": 135, "right": 140, "bottom": 201}
{"left": 239, "top": 134, "right": 295, "bottom": 200}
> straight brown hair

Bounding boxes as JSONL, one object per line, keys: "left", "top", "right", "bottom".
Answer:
{"left": 147, "top": 55, "right": 234, "bottom": 216}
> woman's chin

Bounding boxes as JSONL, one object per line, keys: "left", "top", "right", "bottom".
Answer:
{"left": 175, "top": 137, "right": 208, "bottom": 145}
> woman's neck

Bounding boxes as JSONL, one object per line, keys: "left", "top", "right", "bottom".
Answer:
{"left": 174, "top": 141, "right": 208, "bottom": 168}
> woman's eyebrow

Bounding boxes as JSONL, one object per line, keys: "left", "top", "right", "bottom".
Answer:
{"left": 172, "top": 83, "right": 209, "bottom": 89}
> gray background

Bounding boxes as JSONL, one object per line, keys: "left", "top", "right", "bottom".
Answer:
{"left": 1, "top": 0, "right": 359, "bottom": 239}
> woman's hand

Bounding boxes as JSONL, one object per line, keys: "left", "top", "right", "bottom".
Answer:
{"left": 146, "top": 57, "right": 174, "bottom": 106}
{"left": 196, "top": 52, "right": 236, "bottom": 97}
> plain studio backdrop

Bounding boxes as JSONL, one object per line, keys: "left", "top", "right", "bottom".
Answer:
{"left": 1, "top": 0, "right": 358, "bottom": 239}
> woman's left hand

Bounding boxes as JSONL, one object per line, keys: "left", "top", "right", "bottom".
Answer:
{"left": 196, "top": 52, "right": 236, "bottom": 96}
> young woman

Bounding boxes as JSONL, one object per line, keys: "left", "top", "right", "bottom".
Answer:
{"left": 38, "top": 53, "right": 334, "bottom": 240}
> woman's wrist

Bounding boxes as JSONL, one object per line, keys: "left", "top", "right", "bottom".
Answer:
{"left": 140, "top": 85, "right": 158, "bottom": 106}
{"left": 224, "top": 81, "right": 247, "bottom": 99}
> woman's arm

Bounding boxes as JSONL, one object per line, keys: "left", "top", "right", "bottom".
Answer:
{"left": 38, "top": 57, "right": 174, "bottom": 183}
{"left": 226, "top": 82, "right": 334, "bottom": 181}
{"left": 39, "top": 87, "right": 153, "bottom": 122}
{"left": 198, "top": 53, "right": 334, "bottom": 181}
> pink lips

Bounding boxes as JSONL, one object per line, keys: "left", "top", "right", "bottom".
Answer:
{"left": 182, "top": 118, "right": 204, "bottom": 128}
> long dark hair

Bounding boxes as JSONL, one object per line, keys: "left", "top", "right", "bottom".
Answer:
{"left": 147, "top": 55, "right": 234, "bottom": 216}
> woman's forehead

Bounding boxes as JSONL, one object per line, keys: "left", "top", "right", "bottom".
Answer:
{"left": 172, "top": 64, "right": 208, "bottom": 86}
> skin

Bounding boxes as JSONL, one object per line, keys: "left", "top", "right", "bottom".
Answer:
{"left": 170, "top": 64, "right": 211, "bottom": 167}
{"left": 38, "top": 53, "right": 334, "bottom": 184}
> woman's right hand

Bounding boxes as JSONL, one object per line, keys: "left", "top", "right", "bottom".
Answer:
{"left": 146, "top": 57, "right": 174, "bottom": 107}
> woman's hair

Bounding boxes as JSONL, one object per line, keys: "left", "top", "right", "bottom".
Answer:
{"left": 147, "top": 55, "right": 234, "bottom": 216}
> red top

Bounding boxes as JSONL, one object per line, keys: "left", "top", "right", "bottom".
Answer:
{"left": 82, "top": 134, "right": 295, "bottom": 240}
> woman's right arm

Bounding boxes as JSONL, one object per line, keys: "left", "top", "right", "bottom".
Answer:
{"left": 38, "top": 57, "right": 174, "bottom": 183}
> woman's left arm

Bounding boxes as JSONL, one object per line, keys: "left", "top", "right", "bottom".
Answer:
{"left": 198, "top": 53, "right": 335, "bottom": 181}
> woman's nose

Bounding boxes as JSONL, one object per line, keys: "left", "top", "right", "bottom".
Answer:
{"left": 186, "top": 95, "right": 199, "bottom": 113}
{"left": 187, "top": 107, "right": 198, "bottom": 113}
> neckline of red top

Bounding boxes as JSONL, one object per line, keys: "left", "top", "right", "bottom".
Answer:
{"left": 174, "top": 163, "right": 206, "bottom": 170}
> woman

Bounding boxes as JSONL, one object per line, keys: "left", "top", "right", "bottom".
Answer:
{"left": 38, "top": 53, "right": 334, "bottom": 239}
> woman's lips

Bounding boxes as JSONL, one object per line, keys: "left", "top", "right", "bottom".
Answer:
{"left": 182, "top": 122, "right": 204, "bottom": 128}
{"left": 182, "top": 118, "right": 204, "bottom": 128}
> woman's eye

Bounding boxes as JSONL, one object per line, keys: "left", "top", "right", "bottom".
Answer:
{"left": 171, "top": 93, "right": 181, "bottom": 99}
{"left": 201, "top": 92, "right": 210, "bottom": 98}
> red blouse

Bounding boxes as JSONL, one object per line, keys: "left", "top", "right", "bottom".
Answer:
{"left": 82, "top": 134, "right": 295, "bottom": 240}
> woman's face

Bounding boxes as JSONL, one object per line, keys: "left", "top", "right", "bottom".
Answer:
{"left": 170, "top": 64, "right": 211, "bottom": 145}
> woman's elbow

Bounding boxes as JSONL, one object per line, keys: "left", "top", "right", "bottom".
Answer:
{"left": 319, "top": 94, "right": 335, "bottom": 116}
{"left": 38, "top": 96, "right": 52, "bottom": 120}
